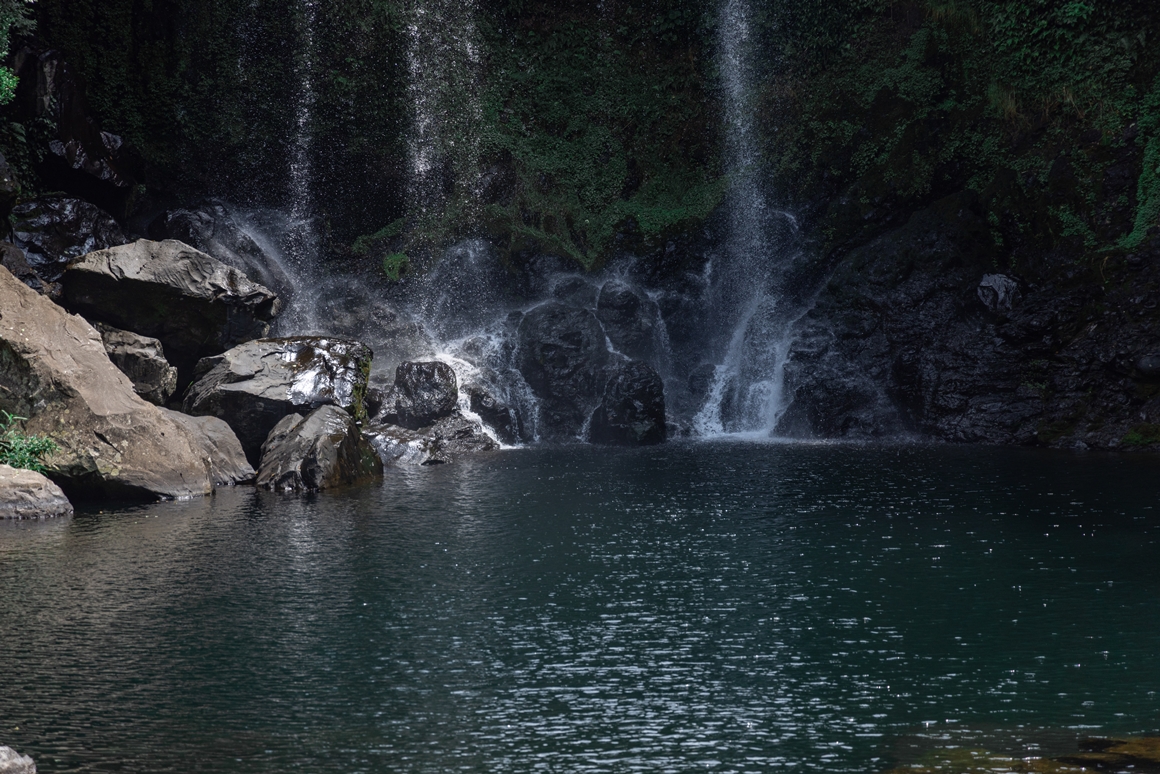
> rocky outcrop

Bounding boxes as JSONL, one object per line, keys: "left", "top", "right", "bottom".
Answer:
{"left": 60, "top": 239, "right": 281, "bottom": 384}
{"left": 596, "top": 280, "right": 659, "bottom": 360}
{"left": 94, "top": 323, "right": 178, "bottom": 406}
{"left": 366, "top": 413, "right": 499, "bottom": 466}
{"left": 587, "top": 361, "right": 666, "bottom": 445}
{"left": 0, "top": 264, "right": 236, "bottom": 499}
{"left": 10, "top": 196, "right": 127, "bottom": 289}
{"left": 517, "top": 302, "right": 611, "bottom": 439}
{"left": 466, "top": 384, "right": 524, "bottom": 445}
{"left": 0, "top": 464, "right": 74, "bottom": 519}
{"left": 380, "top": 361, "right": 458, "bottom": 430}
{"left": 183, "top": 337, "right": 373, "bottom": 465}
{"left": 0, "top": 745, "right": 36, "bottom": 774}
{"left": 256, "top": 405, "right": 382, "bottom": 493}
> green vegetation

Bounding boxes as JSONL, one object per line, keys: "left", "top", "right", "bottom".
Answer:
{"left": 0, "top": 0, "right": 34, "bottom": 105}
{"left": 381, "top": 252, "right": 409, "bottom": 281}
{"left": 0, "top": 410, "right": 57, "bottom": 473}
{"left": 1123, "top": 423, "right": 1160, "bottom": 447}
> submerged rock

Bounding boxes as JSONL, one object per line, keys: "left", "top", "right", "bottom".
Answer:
{"left": 0, "top": 745, "right": 36, "bottom": 774}
{"left": 517, "top": 302, "right": 611, "bottom": 439}
{"left": 0, "top": 264, "right": 236, "bottom": 499}
{"left": 60, "top": 239, "right": 281, "bottom": 385}
{"left": 183, "top": 337, "right": 373, "bottom": 465}
{"left": 256, "top": 405, "right": 382, "bottom": 493}
{"left": 10, "top": 195, "right": 127, "bottom": 287}
{"left": 587, "top": 361, "right": 666, "bottom": 446}
{"left": 94, "top": 323, "right": 178, "bottom": 406}
{"left": 366, "top": 413, "right": 498, "bottom": 466}
{"left": 0, "top": 464, "right": 74, "bottom": 519}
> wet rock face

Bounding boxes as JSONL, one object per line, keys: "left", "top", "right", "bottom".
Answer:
{"left": 256, "top": 406, "right": 382, "bottom": 493}
{"left": 10, "top": 196, "right": 127, "bottom": 286}
{"left": 60, "top": 239, "right": 281, "bottom": 385}
{"left": 94, "top": 323, "right": 178, "bottom": 406}
{"left": 596, "top": 280, "right": 659, "bottom": 360}
{"left": 0, "top": 464, "right": 73, "bottom": 519}
{"left": 0, "top": 264, "right": 235, "bottom": 500}
{"left": 466, "top": 384, "right": 525, "bottom": 445}
{"left": 977, "top": 273, "right": 1022, "bottom": 314}
{"left": 517, "top": 302, "right": 611, "bottom": 439}
{"left": 183, "top": 337, "right": 373, "bottom": 465}
{"left": 387, "top": 361, "right": 458, "bottom": 430}
{"left": 149, "top": 200, "right": 296, "bottom": 299}
{"left": 366, "top": 414, "right": 499, "bottom": 466}
{"left": 588, "top": 361, "right": 666, "bottom": 446}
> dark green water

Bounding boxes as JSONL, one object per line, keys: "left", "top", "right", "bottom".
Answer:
{"left": 1, "top": 443, "right": 1158, "bottom": 773}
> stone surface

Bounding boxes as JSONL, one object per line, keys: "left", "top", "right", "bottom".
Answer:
{"left": 256, "top": 405, "right": 382, "bottom": 493}
{"left": 0, "top": 745, "right": 36, "bottom": 774}
{"left": 148, "top": 200, "right": 297, "bottom": 299}
{"left": 517, "top": 302, "right": 611, "bottom": 439}
{"left": 60, "top": 239, "right": 281, "bottom": 384}
{"left": 978, "top": 273, "right": 1022, "bottom": 314}
{"left": 384, "top": 361, "right": 458, "bottom": 430}
{"left": 596, "top": 280, "right": 659, "bottom": 359}
{"left": 183, "top": 337, "right": 373, "bottom": 465}
{"left": 10, "top": 196, "right": 127, "bottom": 286}
{"left": 0, "top": 264, "right": 222, "bottom": 499}
{"left": 587, "top": 361, "right": 667, "bottom": 446}
{"left": 366, "top": 413, "right": 499, "bottom": 466}
{"left": 94, "top": 323, "right": 178, "bottom": 406}
{"left": 0, "top": 463, "right": 74, "bottom": 519}
{"left": 161, "top": 410, "right": 255, "bottom": 487}
{"left": 466, "top": 384, "right": 524, "bottom": 445}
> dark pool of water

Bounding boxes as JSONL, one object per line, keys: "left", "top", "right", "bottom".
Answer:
{"left": 1, "top": 442, "right": 1159, "bottom": 773}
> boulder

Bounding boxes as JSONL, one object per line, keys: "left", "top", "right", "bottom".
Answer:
{"left": 94, "top": 323, "right": 178, "bottom": 406}
{"left": 517, "top": 302, "right": 611, "bottom": 439}
{"left": 384, "top": 361, "right": 458, "bottom": 430}
{"left": 60, "top": 239, "right": 281, "bottom": 384}
{"left": 0, "top": 464, "right": 74, "bottom": 519}
{"left": 587, "top": 361, "right": 667, "bottom": 446}
{"left": 466, "top": 384, "right": 524, "bottom": 445}
{"left": 10, "top": 196, "right": 127, "bottom": 286}
{"left": 596, "top": 280, "right": 658, "bottom": 359}
{"left": 0, "top": 264, "right": 230, "bottom": 499}
{"left": 161, "top": 411, "right": 255, "bottom": 486}
{"left": 0, "top": 745, "right": 36, "bottom": 774}
{"left": 551, "top": 276, "right": 598, "bottom": 308}
{"left": 148, "top": 200, "right": 297, "bottom": 300}
{"left": 256, "top": 405, "right": 382, "bottom": 493}
{"left": 366, "top": 413, "right": 499, "bottom": 466}
{"left": 1137, "top": 352, "right": 1160, "bottom": 379}
{"left": 183, "top": 337, "right": 373, "bottom": 465}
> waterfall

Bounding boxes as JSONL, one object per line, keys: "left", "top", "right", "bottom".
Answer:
{"left": 278, "top": 0, "right": 320, "bottom": 333}
{"left": 692, "top": 0, "right": 800, "bottom": 438}
{"left": 405, "top": 0, "right": 484, "bottom": 228}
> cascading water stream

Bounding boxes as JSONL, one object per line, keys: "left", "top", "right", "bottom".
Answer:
{"left": 692, "top": 0, "right": 801, "bottom": 439}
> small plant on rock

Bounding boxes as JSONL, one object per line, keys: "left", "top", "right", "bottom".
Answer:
{"left": 0, "top": 410, "right": 58, "bottom": 472}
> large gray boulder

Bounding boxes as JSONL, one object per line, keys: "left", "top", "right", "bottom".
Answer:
{"left": 59, "top": 239, "right": 281, "bottom": 384}
{"left": 380, "top": 361, "right": 458, "bottom": 430}
{"left": 256, "top": 405, "right": 382, "bottom": 493}
{"left": 0, "top": 464, "right": 74, "bottom": 519}
{"left": 184, "top": 337, "right": 373, "bottom": 465}
{"left": 94, "top": 323, "right": 178, "bottom": 406}
{"left": 587, "top": 361, "right": 667, "bottom": 446}
{"left": 161, "top": 411, "right": 256, "bottom": 486}
{"left": 0, "top": 745, "right": 36, "bottom": 774}
{"left": 0, "top": 264, "right": 235, "bottom": 499}
{"left": 517, "top": 302, "right": 611, "bottom": 439}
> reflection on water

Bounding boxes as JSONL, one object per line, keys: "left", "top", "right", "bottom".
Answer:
{"left": 1, "top": 444, "right": 1159, "bottom": 773}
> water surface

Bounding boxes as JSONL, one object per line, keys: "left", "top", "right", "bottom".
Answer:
{"left": 1, "top": 443, "right": 1158, "bottom": 772}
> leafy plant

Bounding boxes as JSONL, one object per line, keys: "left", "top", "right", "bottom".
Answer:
{"left": 0, "top": 411, "right": 58, "bottom": 473}
{"left": 381, "top": 252, "right": 409, "bottom": 281}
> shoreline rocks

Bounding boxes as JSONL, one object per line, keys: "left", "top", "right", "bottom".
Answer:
{"left": 0, "top": 745, "right": 36, "bottom": 774}
{"left": 256, "top": 405, "right": 382, "bottom": 493}
{"left": 0, "top": 464, "right": 73, "bottom": 519}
